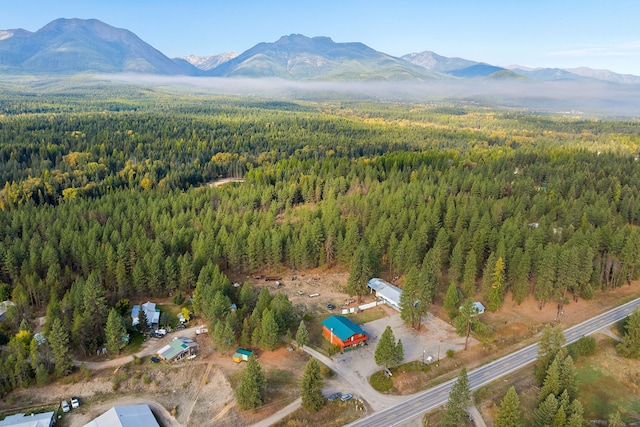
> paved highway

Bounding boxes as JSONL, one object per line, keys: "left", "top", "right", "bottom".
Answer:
{"left": 347, "top": 296, "right": 640, "bottom": 427}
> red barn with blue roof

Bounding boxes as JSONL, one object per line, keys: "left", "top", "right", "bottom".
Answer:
{"left": 321, "top": 315, "right": 368, "bottom": 351}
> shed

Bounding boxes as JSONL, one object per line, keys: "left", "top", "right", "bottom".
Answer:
{"left": 157, "top": 337, "right": 198, "bottom": 362}
{"left": 82, "top": 404, "right": 159, "bottom": 427}
{"left": 367, "top": 278, "right": 402, "bottom": 311}
{"left": 321, "top": 316, "right": 368, "bottom": 352}
{"left": 232, "top": 348, "right": 254, "bottom": 363}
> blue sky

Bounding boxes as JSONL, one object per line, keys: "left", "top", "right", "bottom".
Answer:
{"left": 2, "top": 0, "right": 639, "bottom": 75}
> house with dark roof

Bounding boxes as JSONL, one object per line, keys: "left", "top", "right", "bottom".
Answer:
{"left": 321, "top": 315, "right": 368, "bottom": 352}
{"left": 82, "top": 404, "right": 159, "bottom": 427}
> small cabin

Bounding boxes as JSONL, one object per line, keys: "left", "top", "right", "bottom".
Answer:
{"left": 232, "top": 348, "right": 254, "bottom": 363}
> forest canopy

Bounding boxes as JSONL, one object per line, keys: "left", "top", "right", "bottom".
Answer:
{"left": 1, "top": 90, "right": 640, "bottom": 394}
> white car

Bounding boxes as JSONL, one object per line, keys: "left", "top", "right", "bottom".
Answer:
{"left": 71, "top": 396, "right": 80, "bottom": 408}
{"left": 61, "top": 400, "right": 70, "bottom": 412}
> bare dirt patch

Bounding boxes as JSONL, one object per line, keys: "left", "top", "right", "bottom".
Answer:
{"left": 228, "top": 268, "right": 376, "bottom": 316}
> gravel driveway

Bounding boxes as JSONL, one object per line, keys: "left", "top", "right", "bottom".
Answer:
{"left": 303, "top": 306, "right": 470, "bottom": 412}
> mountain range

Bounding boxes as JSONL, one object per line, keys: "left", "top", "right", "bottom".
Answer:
{"left": 1, "top": 18, "right": 639, "bottom": 85}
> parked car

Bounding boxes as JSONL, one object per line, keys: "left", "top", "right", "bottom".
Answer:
{"left": 340, "top": 393, "right": 353, "bottom": 402}
{"left": 71, "top": 396, "right": 80, "bottom": 409}
{"left": 61, "top": 400, "right": 70, "bottom": 413}
{"left": 150, "top": 356, "right": 160, "bottom": 363}
{"left": 154, "top": 328, "right": 167, "bottom": 337}
{"left": 326, "top": 303, "right": 335, "bottom": 310}
{"left": 327, "top": 392, "right": 342, "bottom": 401}
{"left": 175, "top": 324, "right": 186, "bottom": 330}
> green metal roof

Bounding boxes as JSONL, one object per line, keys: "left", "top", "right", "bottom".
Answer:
{"left": 235, "top": 348, "right": 253, "bottom": 356}
{"left": 321, "top": 316, "right": 367, "bottom": 341}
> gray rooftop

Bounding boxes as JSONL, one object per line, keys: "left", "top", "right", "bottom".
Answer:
{"left": 82, "top": 404, "right": 159, "bottom": 427}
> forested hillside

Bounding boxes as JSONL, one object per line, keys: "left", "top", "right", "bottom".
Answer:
{"left": 1, "top": 92, "right": 640, "bottom": 395}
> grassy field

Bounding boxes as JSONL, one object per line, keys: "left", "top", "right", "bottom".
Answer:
{"left": 272, "top": 398, "right": 365, "bottom": 427}
{"left": 472, "top": 334, "right": 640, "bottom": 425}
{"left": 575, "top": 337, "right": 640, "bottom": 422}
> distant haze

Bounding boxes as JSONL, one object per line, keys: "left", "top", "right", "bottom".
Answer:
{"left": 98, "top": 74, "right": 640, "bottom": 117}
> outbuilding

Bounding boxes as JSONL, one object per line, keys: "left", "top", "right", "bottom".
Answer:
{"left": 321, "top": 315, "right": 368, "bottom": 352}
{"left": 232, "top": 348, "right": 253, "bottom": 362}
{"left": 367, "top": 278, "right": 402, "bottom": 311}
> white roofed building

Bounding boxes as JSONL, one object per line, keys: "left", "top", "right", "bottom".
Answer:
{"left": 83, "top": 404, "right": 159, "bottom": 427}
{"left": 367, "top": 278, "right": 402, "bottom": 311}
{"left": 0, "top": 411, "right": 54, "bottom": 427}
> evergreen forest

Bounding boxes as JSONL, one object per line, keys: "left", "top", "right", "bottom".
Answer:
{"left": 1, "top": 88, "right": 640, "bottom": 397}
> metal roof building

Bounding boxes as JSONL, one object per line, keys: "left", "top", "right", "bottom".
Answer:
{"left": 0, "top": 411, "right": 54, "bottom": 427}
{"left": 321, "top": 316, "right": 368, "bottom": 351}
{"left": 82, "top": 404, "right": 159, "bottom": 427}
{"left": 157, "top": 337, "right": 198, "bottom": 361}
{"left": 131, "top": 301, "right": 160, "bottom": 326}
{"left": 367, "top": 278, "right": 402, "bottom": 311}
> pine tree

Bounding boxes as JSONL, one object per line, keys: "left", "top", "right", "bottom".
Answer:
{"left": 494, "top": 386, "right": 522, "bottom": 427}
{"left": 454, "top": 298, "right": 485, "bottom": 350}
{"left": 240, "top": 317, "right": 252, "bottom": 348}
{"left": 441, "top": 368, "right": 471, "bottom": 427}
{"left": 551, "top": 403, "right": 566, "bottom": 427}
{"left": 137, "top": 304, "right": 149, "bottom": 334}
{"left": 394, "top": 339, "right": 404, "bottom": 368}
{"left": 535, "top": 324, "right": 566, "bottom": 384}
{"left": 235, "top": 356, "right": 267, "bottom": 410}
{"left": 538, "top": 358, "right": 561, "bottom": 403}
{"left": 566, "top": 399, "right": 584, "bottom": 427}
{"left": 444, "top": 282, "right": 460, "bottom": 320}
{"left": 35, "top": 363, "right": 50, "bottom": 386}
{"left": 301, "top": 358, "right": 325, "bottom": 412}
{"left": 448, "top": 240, "right": 465, "bottom": 284}
{"left": 222, "top": 319, "right": 236, "bottom": 351}
{"left": 375, "top": 326, "right": 398, "bottom": 369}
{"left": 400, "top": 266, "right": 420, "bottom": 327}
{"left": 212, "top": 320, "right": 224, "bottom": 349}
{"left": 487, "top": 256, "right": 506, "bottom": 311}
{"left": 295, "top": 320, "right": 309, "bottom": 349}
{"left": 532, "top": 393, "right": 558, "bottom": 427}
{"left": 558, "top": 353, "right": 578, "bottom": 399}
{"left": 617, "top": 307, "right": 640, "bottom": 358}
{"left": 462, "top": 248, "right": 478, "bottom": 297}
{"left": 260, "top": 309, "right": 280, "bottom": 351}
{"left": 48, "top": 317, "right": 72, "bottom": 377}
{"left": 105, "top": 308, "right": 127, "bottom": 354}
{"left": 608, "top": 411, "right": 625, "bottom": 427}
{"left": 346, "top": 242, "right": 379, "bottom": 302}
